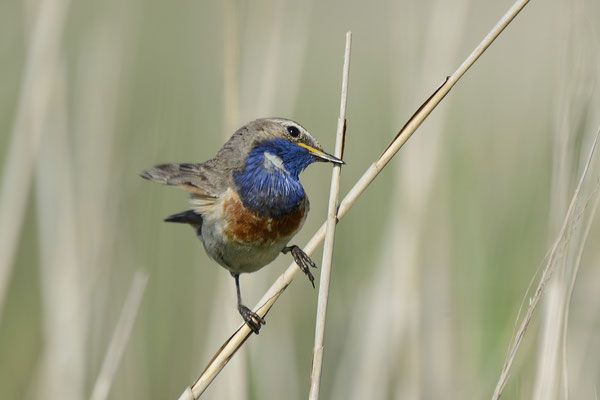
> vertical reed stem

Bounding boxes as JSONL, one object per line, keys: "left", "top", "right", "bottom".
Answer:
{"left": 308, "top": 31, "right": 351, "bottom": 400}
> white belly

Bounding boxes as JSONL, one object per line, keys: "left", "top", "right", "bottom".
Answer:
{"left": 191, "top": 188, "right": 308, "bottom": 274}
{"left": 200, "top": 217, "right": 291, "bottom": 273}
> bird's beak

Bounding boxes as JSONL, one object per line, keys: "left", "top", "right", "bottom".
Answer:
{"left": 298, "top": 143, "right": 345, "bottom": 165}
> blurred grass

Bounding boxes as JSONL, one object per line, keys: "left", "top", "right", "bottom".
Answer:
{"left": 1, "top": 0, "right": 599, "bottom": 399}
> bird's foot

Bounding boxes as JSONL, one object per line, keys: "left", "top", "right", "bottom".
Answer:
{"left": 238, "top": 304, "right": 265, "bottom": 334}
{"left": 283, "top": 245, "right": 317, "bottom": 288}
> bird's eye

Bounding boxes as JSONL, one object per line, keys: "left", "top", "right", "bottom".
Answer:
{"left": 287, "top": 125, "right": 300, "bottom": 138}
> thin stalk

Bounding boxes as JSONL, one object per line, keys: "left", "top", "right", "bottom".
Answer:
{"left": 491, "top": 128, "right": 599, "bottom": 400}
{"left": 308, "top": 31, "right": 351, "bottom": 400}
{"left": 90, "top": 270, "right": 148, "bottom": 400}
{"left": 178, "top": 0, "right": 531, "bottom": 397}
{"left": 561, "top": 186, "right": 600, "bottom": 398}
{"left": 0, "top": 0, "right": 70, "bottom": 320}
{"left": 222, "top": 0, "right": 240, "bottom": 136}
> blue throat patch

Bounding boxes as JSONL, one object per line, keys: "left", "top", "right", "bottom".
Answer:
{"left": 233, "top": 138, "right": 316, "bottom": 218}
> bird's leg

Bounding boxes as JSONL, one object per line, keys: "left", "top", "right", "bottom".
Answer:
{"left": 282, "top": 245, "right": 316, "bottom": 288}
{"left": 232, "top": 273, "right": 265, "bottom": 334}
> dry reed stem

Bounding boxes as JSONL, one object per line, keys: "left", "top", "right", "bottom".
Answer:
{"left": 308, "top": 31, "right": 351, "bottom": 400}
{"left": 491, "top": 128, "right": 599, "bottom": 400}
{"left": 222, "top": 0, "right": 240, "bottom": 136}
{"left": 383, "top": 1, "right": 470, "bottom": 396}
{"left": 90, "top": 270, "right": 148, "bottom": 400}
{"left": 531, "top": 9, "right": 598, "bottom": 396}
{"left": 178, "top": 0, "right": 531, "bottom": 397}
{"left": 561, "top": 185, "right": 600, "bottom": 398}
{"left": 34, "top": 65, "right": 88, "bottom": 400}
{"left": 33, "top": 7, "right": 131, "bottom": 399}
{"left": 0, "top": 0, "right": 69, "bottom": 320}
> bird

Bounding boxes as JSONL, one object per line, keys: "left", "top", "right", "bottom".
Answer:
{"left": 140, "top": 118, "right": 344, "bottom": 334}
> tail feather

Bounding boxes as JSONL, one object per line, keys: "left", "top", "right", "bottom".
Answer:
{"left": 164, "top": 210, "right": 203, "bottom": 238}
{"left": 140, "top": 164, "right": 182, "bottom": 184}
{"left": 164, "top": 210, "right": 203, "bottom": 225}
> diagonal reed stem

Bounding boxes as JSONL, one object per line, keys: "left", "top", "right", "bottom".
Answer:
{"left": 178, "top": 0, "right": 531, "bottom": 398}
{"left": 491, "top": 127, "right": 599, "bottom": 400}
{"left": 308, "top": 31, "right": 351, "bottom": 400}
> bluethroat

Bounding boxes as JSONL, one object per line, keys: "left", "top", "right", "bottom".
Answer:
{"left": 141, "top": 118, "right": 344, "bottom": 333}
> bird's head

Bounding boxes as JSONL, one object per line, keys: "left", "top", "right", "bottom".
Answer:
{"left": 227, "top": 118, "right": 344, "bottom": 216}
{"left": 238, "top": 118, "right": 344, "bottom": 178}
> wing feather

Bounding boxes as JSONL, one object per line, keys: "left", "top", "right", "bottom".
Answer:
{"left": 140, "top": 163, "right": 225, "bottom": 198}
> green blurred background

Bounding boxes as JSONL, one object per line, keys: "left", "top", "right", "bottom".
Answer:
{"left": 1, "top": 0, "right": 599, "bottom": 399}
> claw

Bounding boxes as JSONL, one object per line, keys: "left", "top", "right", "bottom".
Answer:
{"left": 238, "top": 304, "right": 265, "bottom": 334}
{"left": 283, "top": 245, "right": 317, "bottom": 288}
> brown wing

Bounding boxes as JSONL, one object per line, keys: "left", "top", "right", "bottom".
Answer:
{"left": 140, "top": 124, "right": 252, "bottom": 197}
{"left": 140, "top": 163, "right": 226, "bottom": 198}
